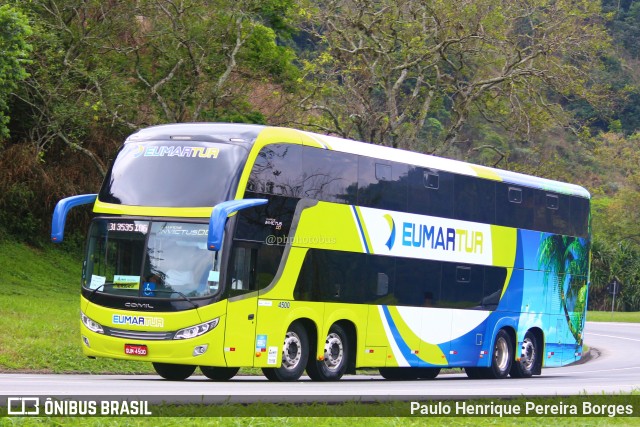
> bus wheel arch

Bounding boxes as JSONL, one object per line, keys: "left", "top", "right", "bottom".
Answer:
{"left": 262, "top": 320, "right": 311, "bottom": 382}
{"left": 307, "top": 320, "right": 356, "bottom": 381}
{"left": 510, "top": 328, "right": 543, "bottom": 378}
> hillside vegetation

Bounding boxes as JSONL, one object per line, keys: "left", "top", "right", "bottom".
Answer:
{"left": 0, "top": 240, "right": 151, "bottom": 373}
{"left": 1, "top": 0, "right": 640, "bottom": 310}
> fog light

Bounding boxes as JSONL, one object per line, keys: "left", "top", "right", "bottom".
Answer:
{"left": 193, "top": 344, "right": 208, "bottom": 356}
{"left": 82, "top": 336, "right": 90, "bottom": 348}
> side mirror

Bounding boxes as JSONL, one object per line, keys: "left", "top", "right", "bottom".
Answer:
{"left": 51, "top": 194, "right": 98, "bottom": 243}
{"left": 207, "top": 199, "right": 268, "bottom": 251}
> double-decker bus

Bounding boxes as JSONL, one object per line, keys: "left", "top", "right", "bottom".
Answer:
{"left": 52, "top": 123, "right": 590, "bottom": 381}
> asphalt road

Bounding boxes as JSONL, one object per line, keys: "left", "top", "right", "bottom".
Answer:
{"left": 0, "top": 322, "right": 638, "bottom": 404}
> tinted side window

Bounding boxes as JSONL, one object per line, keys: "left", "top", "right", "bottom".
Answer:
{"left": 234, "top": 192, "right": 299, "bottom": 243}
{"left": 226, "top": 244, "right": 257, "bottom": 297}
{"left": 570, "top": 197, "right": 590, "bottom": 238}
{"left": 226, "top": 242, "right": 284, "bottom": 298}
{"left": 481, "top": 266, "right": 508, "bottom": 310}
{"left": 395, "top": 258, "right": 442, "bottom": 307}
{"left": 440, "top": 263, "right": 484, "bottom": 309}
{"left": 293, "top": 250, "right": 395, "bottom": 304}
{"left": 533, "top": 191, "right": 571, "bottom": 235}
{"left": 247, "top": 144, "right": 303, "bottom": 197}
{"left": 407, "top": 167, "right": 454, "bottom": 218}
{"left": 496, "top": 184, "right": 534, "bottom": 230}
{"left": 358, "top": 156, "right": 408, "bottom": 211}
{"left": 301, "top": 147, "right": 358, "bottom": 204}
{"left": 255, "top": 244, "right": 284, "bottom": 290}
{"left": 454, "top": 175, "right": 495, "bottom": 223}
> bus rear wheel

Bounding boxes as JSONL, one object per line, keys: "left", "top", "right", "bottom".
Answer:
{"left": 307, "top": 324, "right": 349, "bottom": 381}
{"left": 510, "top": 331, "right": 538, "bottom": 378}
{"left": 465, "top": 330, "right": 513, "bottom": 380}
{"left": 262, "top": 322, "right": 309, "bottom": 382}
{"left": 488, "top": 329, "right": 513, "bottom": 379}
{"left": 152, "top": 362, "right": 196, "bottom": 381}
{"left": 200, "top": 366, "right": 240, "bottom": 381}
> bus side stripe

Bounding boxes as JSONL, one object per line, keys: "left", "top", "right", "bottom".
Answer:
{"left": 380, "top": 306, "right": 423, "bottom": 367}
{"left": 351, "top": 205, "right": 371, "bottom": 254}
{"left": 354, "top": 206, "right": 374, "bottom": 254}
{"left": 378, "top": 306, "right": 409, "bottom": 367}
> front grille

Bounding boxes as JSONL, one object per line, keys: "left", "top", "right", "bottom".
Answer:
{"left": 103, "top": 326, "right": 175, "bottom": 340}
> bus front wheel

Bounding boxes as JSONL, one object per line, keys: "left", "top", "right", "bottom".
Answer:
{"left": 307, "top": 324, "right": 349, "bottom": 381}
{"left": 152, "top": 362, "right": 196, "bottom": 381}
{"left": 262, "top": 322, "right": 309, "bottom": 381}
{"left": 200, "top": 366, "right": 240, "bottom": 381}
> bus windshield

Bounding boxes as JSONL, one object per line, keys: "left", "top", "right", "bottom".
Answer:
{"left": 98, "top": 140, "right": 247, "bottom": 207}
{"left": 83, "top": 219, "right": 221, "bottom": 299}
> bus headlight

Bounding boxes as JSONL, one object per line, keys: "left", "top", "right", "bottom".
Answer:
{"left": 174, "top": 318, "right": 219, "bottom": 340}
{"left": 81, "top": 312, "right": 104, "bottom": 334}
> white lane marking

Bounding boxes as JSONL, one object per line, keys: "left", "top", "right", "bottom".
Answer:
{"left": 588, "top": 332, "right": 640, "bottom": 343}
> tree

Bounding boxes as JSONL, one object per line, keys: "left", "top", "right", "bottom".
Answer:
{"left": 0, "top": 4, "right": 32, "bottom": 141}
{"left": 299, "top": 0, "right": 611, "bottom": 155}
{"left": 11, "top": 0, "right": 301, "bottom": 178}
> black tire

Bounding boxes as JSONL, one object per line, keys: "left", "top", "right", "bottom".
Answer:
{"left": 307, "top": 324, "right": 349, "bottom": 381}
{"left": 464, "top": 367, "right": 487, "bottom": 379}
{"left": 152, "top": 362, "right": 196, "bottom": 381}
{"left": 200, "top": 366, "right": 240, "bottom": 381}
{"left": 379, "top": 367, "right": 419, "bottom": 380}
{"left": 261, "top": 322, "right": 309, "bottom": 382}
{"left": 487, "top": 329, "right": 513, "bottom": 379}
{"left": 415, "top": 367, "right": 441, "bottom": 379}
{"left": 510, "top": 331, "right": 538, "bottom": 378}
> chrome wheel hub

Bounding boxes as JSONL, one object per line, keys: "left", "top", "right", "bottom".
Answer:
{"left": 323, "top": 332, "right": 344, "bottom": 371}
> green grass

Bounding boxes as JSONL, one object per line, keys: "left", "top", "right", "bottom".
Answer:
{"left": 1, "top": 417, "right": 637, "bottom": 426}
{"left": 587, "top": 311, "right": 640, "bottom": 323}
{"left": 0, "top": 240, "right": 152, "bottom": 374}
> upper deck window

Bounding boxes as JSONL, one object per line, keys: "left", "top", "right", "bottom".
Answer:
{"left": 99, "top": 141, "right": 247, "bottom": 207}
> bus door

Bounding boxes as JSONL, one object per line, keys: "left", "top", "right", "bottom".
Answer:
{"left": 223, "top": 244, "right": 259, "bottom": 367}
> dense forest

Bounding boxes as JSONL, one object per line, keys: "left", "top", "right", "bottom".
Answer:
{"left": 1, "top": 0, "right": 640, "bottom": 310}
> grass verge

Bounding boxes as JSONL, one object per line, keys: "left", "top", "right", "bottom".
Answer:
{"left": 587, "top": 311, "right": 640, "bottom": 323}
{"left": 0, "top": 240, "right": 151, "bottom": 374}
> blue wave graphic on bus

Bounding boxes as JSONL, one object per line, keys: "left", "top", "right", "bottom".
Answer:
{"left": 381, "top": 306, "right": 423, "bottom": 366}
{"left": 384, "top": 214, "right": 396, "bottom": 250}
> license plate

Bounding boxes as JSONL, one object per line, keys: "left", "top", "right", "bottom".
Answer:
{"left": 124, "top": 344, "right": 148, "bottom": 356}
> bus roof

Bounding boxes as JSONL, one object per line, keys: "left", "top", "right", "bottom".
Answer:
{"left": 123, "top": 123, "right": 590, "bottom": 199}
{"left": 299, "top": 131, "right": 591, "bottom": 199}
{"left": 125, "top": 122, "right": 265, "bottom": 146}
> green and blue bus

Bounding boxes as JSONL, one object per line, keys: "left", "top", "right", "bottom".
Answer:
{"left": 52, "top": 123, "right": 590, "bottom": 381}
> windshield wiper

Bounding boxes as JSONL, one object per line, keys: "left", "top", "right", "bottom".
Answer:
{"left": 143, "top": 289, "right": 198, "bottom": 309}
{"left": 88, "top": 284, "right": 106, "bottom": 301}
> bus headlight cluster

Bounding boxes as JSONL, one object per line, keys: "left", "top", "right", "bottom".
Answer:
{"left": 81, "top": 312, "right": 104, "bottom": 334}
{"left": 174, "top": 318, "right": 219, "bottom": 340}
